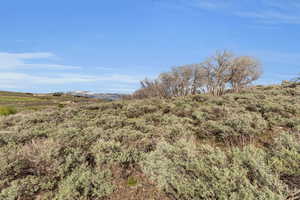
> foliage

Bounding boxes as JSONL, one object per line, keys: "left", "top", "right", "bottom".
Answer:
{"left": 55, "top": 167, "right": 114, "bottom": 200}
{"left": 269, "top": 133, "right": 300, "bottom": 177}
{"left": 142, "top": 141, "right": 288, "bottom": 200}
{"left": 0, "top": 83, "right": 299, "bottom": 199}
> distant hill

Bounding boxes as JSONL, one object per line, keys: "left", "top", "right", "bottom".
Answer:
{"left": 0, "top": 90, "right": 104, "bottom": 112}
{"left": 67, "top": 91, "right": 123, "bottom": 100}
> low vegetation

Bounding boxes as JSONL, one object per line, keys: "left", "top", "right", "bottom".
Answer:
{"left": 0, "top": 81, "right": 299, "bottom": 199}
{"left": 0, "top": 106, "right": 17, "bottom": 116}
{"left": 0, "top": 91, "right": 104, "bottom": 113}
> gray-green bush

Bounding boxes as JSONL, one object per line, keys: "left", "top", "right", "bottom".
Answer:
{"left": 142, "top": 140, "right": 289, "bottom": 200}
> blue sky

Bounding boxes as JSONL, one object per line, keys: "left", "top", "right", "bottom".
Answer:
{"left": 0, "top": 0, "right": 299, "bottom": 93}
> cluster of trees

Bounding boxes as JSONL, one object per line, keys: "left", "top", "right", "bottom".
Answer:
{"left": 132, "top": 50, "right": 262, "bottom": 98}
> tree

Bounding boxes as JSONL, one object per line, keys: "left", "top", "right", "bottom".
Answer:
{"left": 132, "top": 50, "right": 262, "bottom": 98}
{"left": 200, "top": 51, "right": 262, "bottom": 95}
{"left": 135, "top": 78, "right": 163, "bottom": 98}
{"left": 295, "top": 73, "right": 300, "bottom": 82}
{"left": 201, "top": 50, "right": 233, "bottom": 96}
{"left": 133, "top": 65, "right": 207, "bottom": 99}
{"left": 189, "top": 64, "right": 207, "bottom": 95}
{"left": 159, "top": 65, "right": 206, "bottom": 97}
{"left": 229, "top": 56, "right": 262, "bottom": 92}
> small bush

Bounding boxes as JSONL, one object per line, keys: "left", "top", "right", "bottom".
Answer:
{"left": 142, "top": 141, "right": 288, "bottom": 200}
{"left": 55, "top": 166, "right": 114, "bottom": 200}
{"left": 52, "top": 92, "right": 64, "bottom": 97}
{"left": 127, "top": 176, "right": 138, "bottom": 187}
{"left": 57, "top": 104, "right": 65, "bottom": 108}
{"left": 0, "top": 176, "right": 52, "bottom": 200}
{"left": 269, "top": 132, "right": 300, "bottom": 177}
{"left": 198, "top": 112, "right": 267, "bottom": 142}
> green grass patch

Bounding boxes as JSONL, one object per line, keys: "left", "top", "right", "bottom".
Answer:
{"left": 0, "top": 96, "right": 43, "bottom": 102}
{"left": 0, "top": 106, "right": 17, "bottom": 116}
{"left": 127, "top": 177, "right": 138, "bottom": 187}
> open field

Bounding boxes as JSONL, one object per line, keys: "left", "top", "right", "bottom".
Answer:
{"left": 0, "top": 82, "right": 299, "bottom": 200}
{"left": 0, "top": 91, "right": 104, "bottom": 113}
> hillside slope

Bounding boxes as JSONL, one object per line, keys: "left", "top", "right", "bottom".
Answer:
{"left": 0, "top": 82, "right": 299, "bottom": 200}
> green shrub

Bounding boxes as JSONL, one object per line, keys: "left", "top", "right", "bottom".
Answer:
{"left": 91, "top": 139, "right": 122, "bottom": 165}
{"left": 141, "top": 141, "right": 288, "bottom": 200}
{"left": 55, "top": 166, "right": 114, "bottom": 200}
{"left": 127, "top": 176, "right": 138, "bottom": 187}
{"left": 91, "top": 139, "right": 145, "bottom": 168}
{"left": 57, "top": 103, "right": 65, "bottom": 108}
{"left": 198, "top": 112, "right": 267, "bottom": 142}
{"left": 57, "top": 147, "right": 88, "bottom": 177}
{"left": 0, "top": 176, "right": 52, "bottom": 200}
{"left": 0, "top": 140, "right": 62, "bottom": 199}
{"left": 224, "top": 112, "right": 267, "bottom": 135}
{"left": 269, "top": 132, "right": 300, "bottom": 177}
{"left": 0, "top": 106, "right": 17, "bottom": 116}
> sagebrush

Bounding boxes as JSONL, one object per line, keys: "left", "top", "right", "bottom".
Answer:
{"left": 0, "top": 82, "right": 299, "bottom": 200}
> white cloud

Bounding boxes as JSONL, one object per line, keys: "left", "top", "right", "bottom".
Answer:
{"left": 0, "top": 72, "right": 141, "bottom": 91}
{"left": 0, "top": 52, "right": 80, "bottom": 70}
{"left": 0, "top": 52, "right": 54, "bottom": 59}
{"left": 0, "top": 52, "right": 142, "bottom": 92}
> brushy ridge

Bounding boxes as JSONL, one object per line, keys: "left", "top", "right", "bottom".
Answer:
{"left": 0, "top": 82, "right": 299, "bottom": 200}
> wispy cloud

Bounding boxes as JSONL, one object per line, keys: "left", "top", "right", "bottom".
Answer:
{"left": 0, "top": 72, "right": 92, "bottom": 86}
{"left": 0, "top": 52, "right": 54, "bottom": 59}
{"left": 262, "top": 0, "right": 300, "bottom": 10}
{"left": 0, "top": 52, "right": 143, "bottom": 93}
{"left": 235, "top": 10, "right": 300, "bottom": 24}
{"left": 154, "top": 0, "right": 229, "bottom": 11}
{"left": 0, "top": 52, "right": 80, "bottom": 70}
{"left": 0, "top": 72, "right": 141, "bottom": 91}
{"left": 0, "top": 72, "right": 141, "bottom": 84}
{"left": 156, "top": 0, "right": 300, "bottom": 25}
{"left": 184, "top": 0, "right": 229, "bottom": 10}
{"left": 246, "top": 50, "right": 300, "bottom": 65}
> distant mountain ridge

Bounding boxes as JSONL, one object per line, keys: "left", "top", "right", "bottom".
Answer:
{"left": 67, "top": 91, "right": 123, "bottom": 100}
